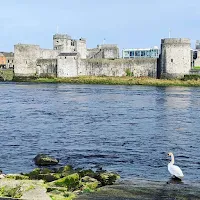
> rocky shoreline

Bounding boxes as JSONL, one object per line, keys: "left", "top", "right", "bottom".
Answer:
{"left": 76, "top": 179, "right": 200, "bottom": 200}
{"left": 0, "top": 154, "right": 120, "bottom": 200}
{"left": 1, "top": 155, "right": 200, "bottom": 200}
{"left": 1, "top": 178, "right": 200, "bottom": 200}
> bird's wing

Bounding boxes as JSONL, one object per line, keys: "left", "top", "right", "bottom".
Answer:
{"left": 168, "top": 164, "right": 184, "bottom": 177}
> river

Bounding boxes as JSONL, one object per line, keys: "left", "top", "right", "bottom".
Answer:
{"left": 0, "top": 82, "right": 200, "bottom": 182}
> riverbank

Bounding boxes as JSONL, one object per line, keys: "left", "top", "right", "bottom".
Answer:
{"left": 0, "top": 165, "right": 120, "bottom": 200}
{"left": 12, "top": 75, "right": 200, "bottom": 87}
{"left": 1, "top": 176, "right": 200, "bottom": 200}
{"left": 76, "top": 179, "right": 200, "bottom": 200}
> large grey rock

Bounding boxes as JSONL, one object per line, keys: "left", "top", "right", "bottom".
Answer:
{"left": 0, "top": 179, "right": 51, "bottom": 200}
{"left": 75, "top": 179, "right": 200, "bottom": 200}
{"left": 21, "top": 186, "right": 51, "bottom": 200}
{"left": 34, "top": 154, "right": 59, "bottom": 166}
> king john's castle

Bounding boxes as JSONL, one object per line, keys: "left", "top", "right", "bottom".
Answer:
{"left": 3, "top": 33, "right": 200, "bottom": 79}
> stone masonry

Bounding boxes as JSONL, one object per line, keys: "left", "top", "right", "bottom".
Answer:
{"left": 13, "top": 34, "right": 193, "bottom": 79}
{"left": 159, "top": 38, "right": 191, "bottom": 78}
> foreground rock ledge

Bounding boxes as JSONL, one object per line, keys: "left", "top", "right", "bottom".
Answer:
{"left": 75, "top": 179, "right": 200, "bottom": 200}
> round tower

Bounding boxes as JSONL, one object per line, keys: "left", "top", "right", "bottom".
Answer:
{"left": 160, "top": 38, "right": 191, "bottom": 78}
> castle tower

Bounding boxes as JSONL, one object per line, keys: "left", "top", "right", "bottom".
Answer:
{"left": 14, "top": 44, "right": 40, "bottom": 77}
{"left": 57, "top": 53, "right": 79, "bottom": 77}
{"left": 75, "top": 38, "right": 87, "bottom": 59}
{"left": 53, "top": 34, "right": 74, "bottom": 52}
{"left": 160, "top": 38, "right": 191, "bottom": 78}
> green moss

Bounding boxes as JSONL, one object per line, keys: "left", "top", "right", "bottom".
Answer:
{"left": 0, "top": 185, "right": 23, "bottom": 198}
{"left": 6, "top": 174, "right": 29, "bottom": 180}
{"left": 40, "top": 168, "right": 53, "bottom": 174}
{"left": 26, "top": 168, "right": 61, "bottom": 182}
{"left": 63, "top": 165, "right": 73, "bottom": 173}
{"left": 78, "top": 169, "right": 96, "bottom": 178}
{"left": 193, "top": 66, "right": 200, "bottom": 69}
{"left": 96, "top": 172, "right": 120, "bottom": 186}
{"left": 51, "top": 173, "right": 80, "bottom": 190}
{"left": 80, "top": 176, "right": 100, "bottom": 192}
{"left": 59, "top": 165, "right": 74, "bottom": 176}
{"left": 26, "top": 168, "right": 41, "bottom": 179}
{"left": 183, "top": 74, "right": 200, "bottom": 80}
{"left": 49, "top": 192, "right": 76, "bottom": 200}
{"left": 0, "top": 69, "right": 13, "bottom": 81}
{"left": 125, "top": 68, "right": 133, "bottom": 77}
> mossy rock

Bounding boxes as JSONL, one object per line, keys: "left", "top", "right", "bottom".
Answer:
{"left": 78, "top": 169, "right": 96, "bottom": 178}
{"left": 57, "top": 165, "right": 74, "bottom": 176}
{"left": 26, "top": 168, "right": 41, "bottom": 179}
{"left": 6, "top": 174, "right": 29, "bottom": 180}
{"left": 0, "top": 185, "right": 23, "bottom": 198}
{"left": 80, "top": 176, "right": 100, "bottom": 192}
{"left": 47, "top": 186, "right": 76, "bottom": 199}
{"left": 26, "top": 168, "right": 61, "bottom": 182}
{"left": 38, "top": 173, "right": 61, "bottom": 182}
{"left": 34, "top": 154, "right": 59, "bottom": 166}
{"left": 49, "top": 173, "right": 80, "bottom": 191}
{"left": 0, "top": 179, "right": 47, "bottom": 199}
{"left": 95, "top": 172, "right": 120, "bottom": 186}
{"left": 49, "top": 192, "right": 76, "bottom": 200}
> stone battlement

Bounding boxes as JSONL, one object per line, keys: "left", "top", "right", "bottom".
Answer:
{"left": 53, "top": 34, "right": 71, "bottom": 39}
{"left": 161, "top": 38, "right": 190, "bottom": 44}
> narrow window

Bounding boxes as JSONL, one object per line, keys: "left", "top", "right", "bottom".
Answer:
{"left": 65, "top": 57, "right": 66, "bottom": 59}
{"left": 171, "top": 59, "right": 173, "bottom": 63}
{"left": 8, "top": 60, "right": 9, "bottom": 63}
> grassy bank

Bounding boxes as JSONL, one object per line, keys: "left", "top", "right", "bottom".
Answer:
{"left": 13, "top": 76, "right": 200, "bottom": 87}
{"left": 0, "top": 69, "right": 13, "bottom": 81}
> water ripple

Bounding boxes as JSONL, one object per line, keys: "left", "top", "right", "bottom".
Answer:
{"left": 0, "top": 83, "right": 200, "bottom": 182}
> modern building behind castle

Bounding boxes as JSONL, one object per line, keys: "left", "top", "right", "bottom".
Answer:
{"left": 122, "top": 47, "right": 159, "bottom": 59}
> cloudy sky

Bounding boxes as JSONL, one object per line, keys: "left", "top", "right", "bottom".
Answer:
{"left": 0, "top": 0, "right": 199, "bottom": 52}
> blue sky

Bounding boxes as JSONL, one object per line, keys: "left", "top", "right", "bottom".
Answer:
{"left": 0, "top": 0, "right": 199, "bottom": 52}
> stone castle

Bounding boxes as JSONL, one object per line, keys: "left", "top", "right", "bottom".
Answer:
{"left": 10, "top": 34, "right": 200, "bottom": 79}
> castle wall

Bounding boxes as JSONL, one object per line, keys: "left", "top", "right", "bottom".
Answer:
{"left": 40, "top": 49, "right": 59, "bottom": 59}
{"left": 86, "top": 45, "right": 119, "bottom": 59}
{"left": 99, "top": 45, "right": 119, "bottom": 59}
{"left": 193, "top": 51, "right": 200, "bottom": 67}
{"left": 79, "top": 58, "right": 157, "bottom": 77}
{"left": 87, "top": 48, "right": 99, "bottom": 58}
{"left": 57, "top": 53, "right": 78, "bottom": 77}
{"left": 160, "top": 38, "right": 191, "bottom": 78}
{"left": 36, "top": 59, "right": 57, "bottom": 77}
{"left": 14, "top": 44, "right": 40, "bottom": 76}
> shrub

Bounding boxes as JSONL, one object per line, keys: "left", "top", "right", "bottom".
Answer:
{"left": 125, "top": 68, "right": 133, "bottom": 77}
{"left": 183, "top": 74, "right": 200, "bottom": 81}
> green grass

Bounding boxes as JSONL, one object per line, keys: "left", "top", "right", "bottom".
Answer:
{"left": 193, "top": 66, "right": 200, "bottom": 70}
{"left": 12, "top": 76, "right": 200, "bottom": 87}
{"left": 0, "top": 69, "right": 14, "bottom": 81}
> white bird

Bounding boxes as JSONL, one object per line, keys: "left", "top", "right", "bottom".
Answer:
{"left": 168, "top": 152, "right": 184, "bottom": 179}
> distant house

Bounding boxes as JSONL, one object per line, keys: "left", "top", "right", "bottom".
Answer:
{"left": 0, "top": 53, "right": 6, "bottom": 69}
{"left": 1, "top": 52, "right": 14, "bottom": 69}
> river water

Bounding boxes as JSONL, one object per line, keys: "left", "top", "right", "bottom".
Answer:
{"left": 0, "top": 83, "right": 200, "bottom": 182}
